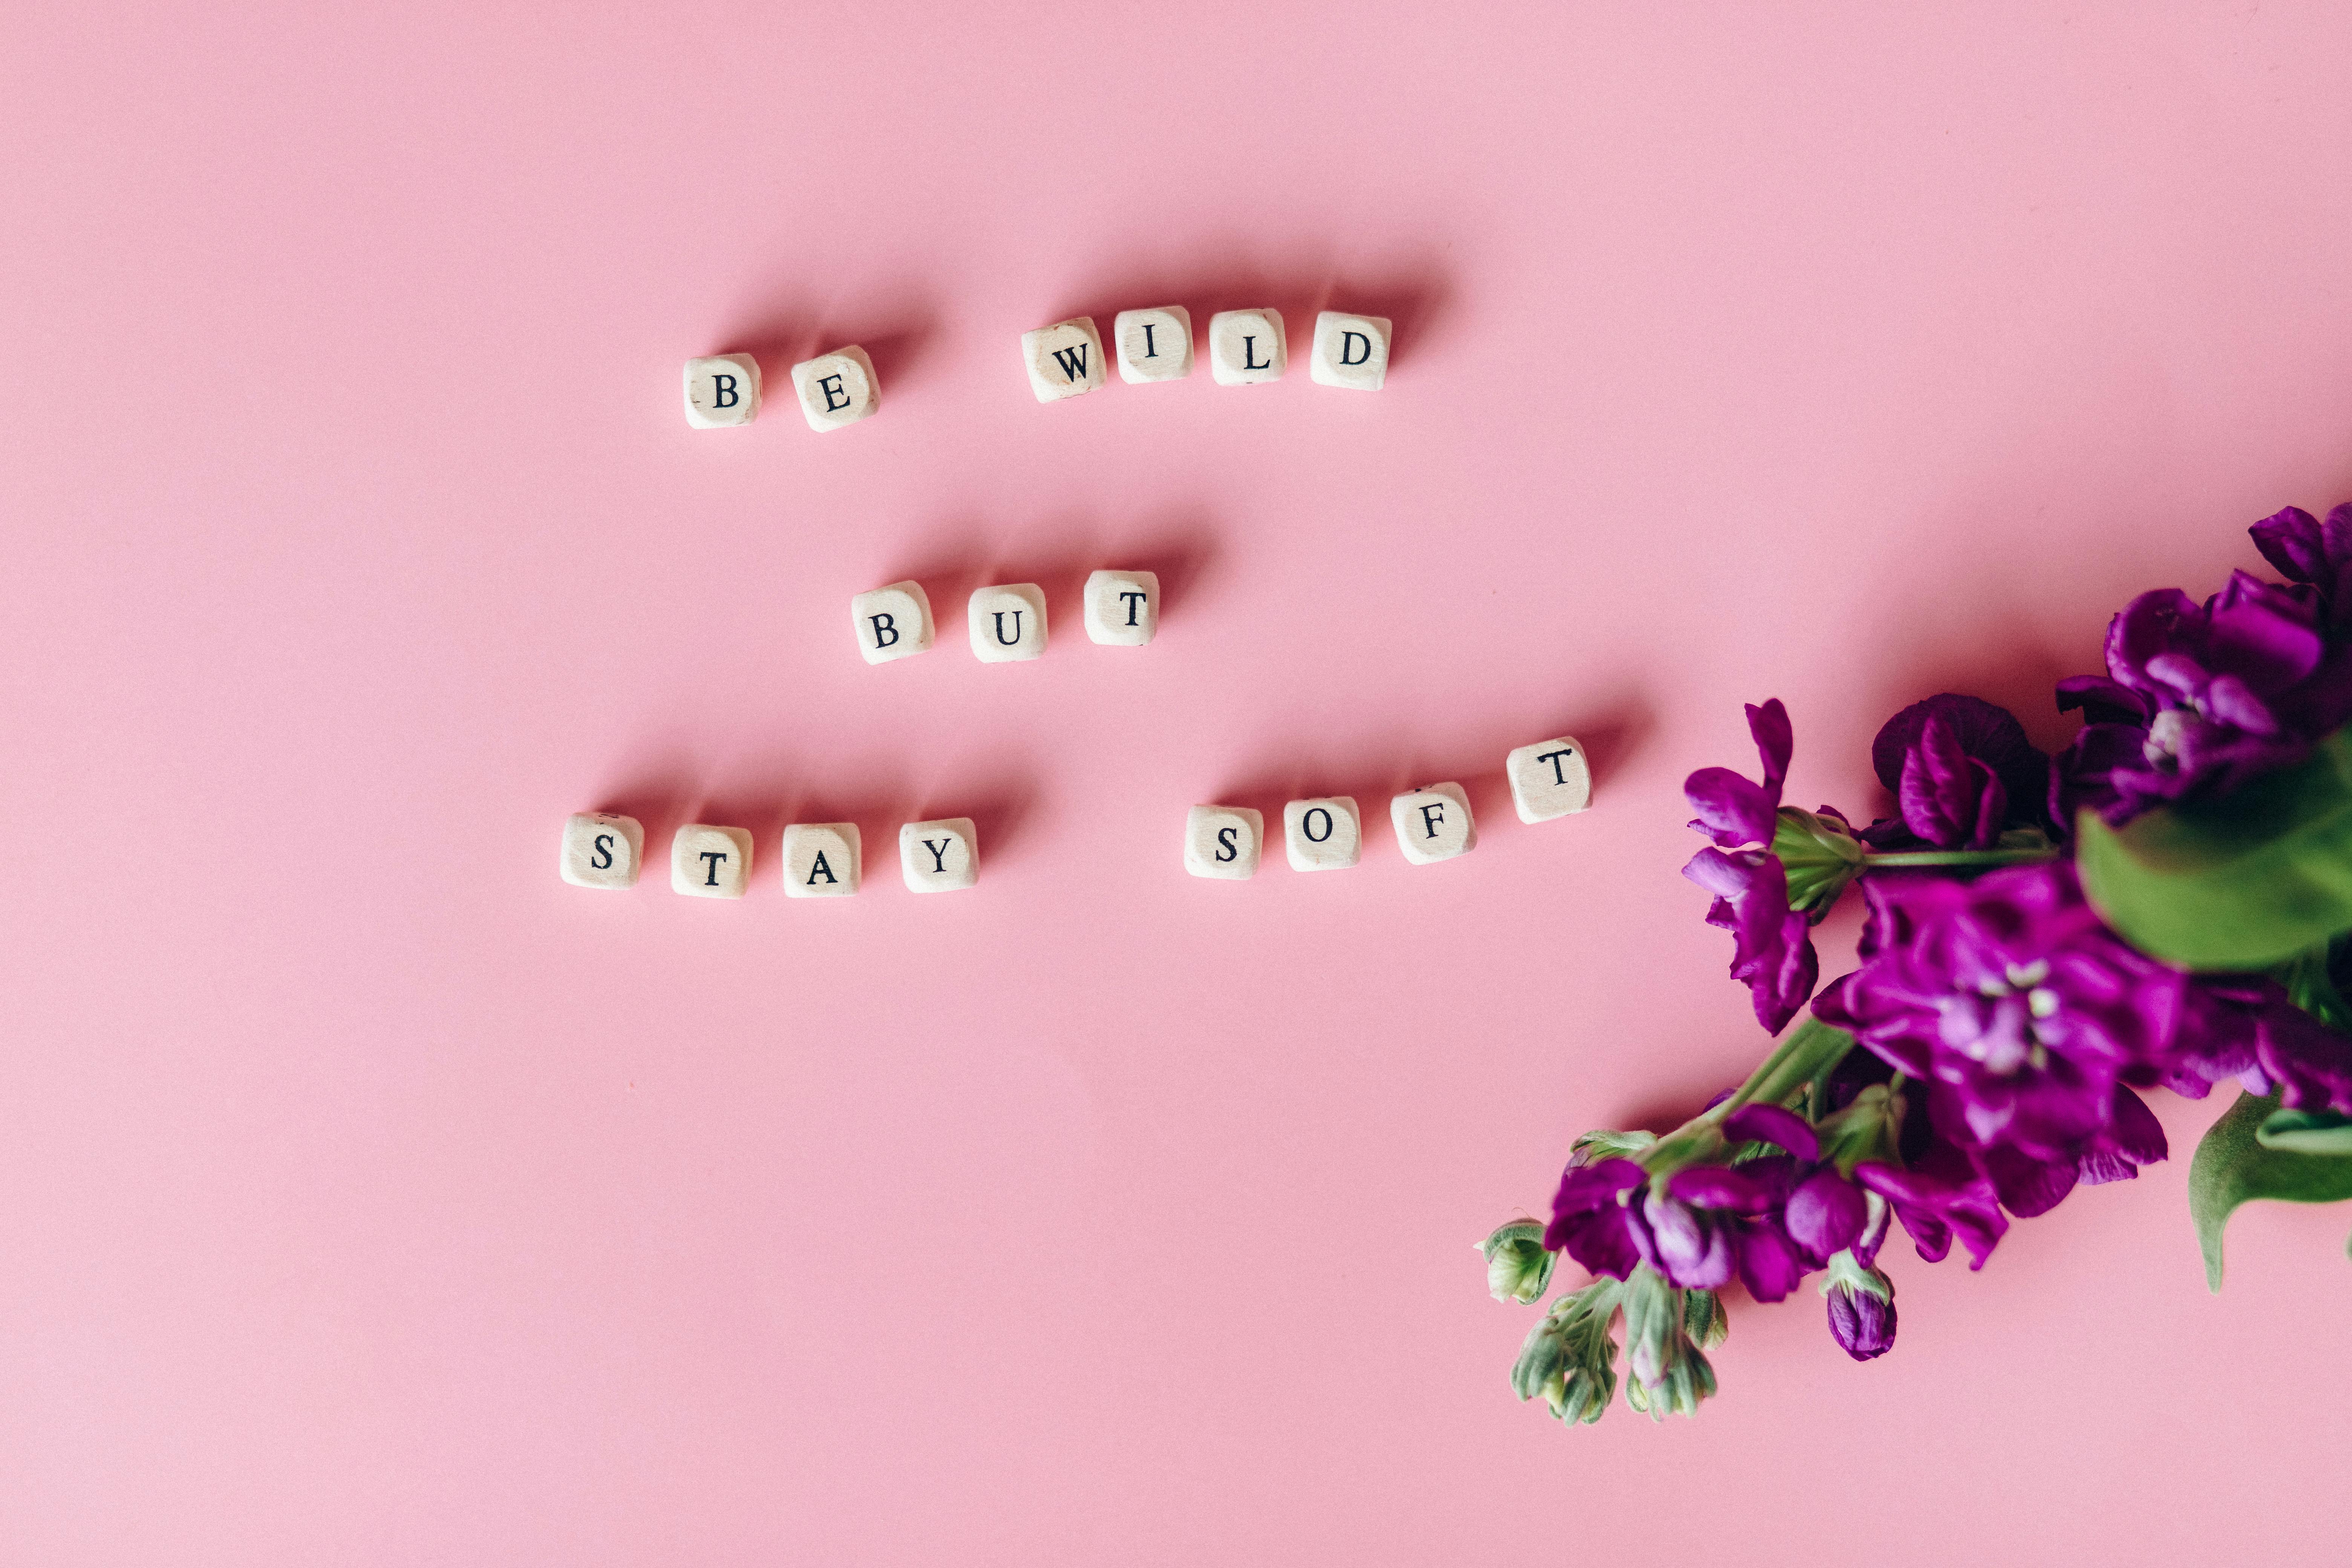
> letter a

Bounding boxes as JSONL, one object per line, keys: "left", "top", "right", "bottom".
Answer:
{"left": 806, "top": 850, "right": 838, "bottom": 885}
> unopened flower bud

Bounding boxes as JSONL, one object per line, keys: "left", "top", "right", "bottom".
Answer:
{"left": 1619, "top": 1266, "right": 1681, "bottom": 1390}
{"left": 1479, "top": 1219, "right": 1559, "bottom": 1305}
{"left": 1682, "top": 1287, "right": 1729, "bottom": 1351}
{"left": 1820, "top": 1249, "right": 1897, "bottom": 1361}
{"left": 1510, "top": 1311, "right": 1570, "bottom": 1404}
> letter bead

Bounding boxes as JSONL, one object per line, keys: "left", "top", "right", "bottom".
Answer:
{"left": 1507, "top": 736, "right": 1593, "bottom": 823}
{"left": 1390, "top": 784, "right": 1476, "bottom": 864}
{"left": 850, "top": 580, "right": 935, "bottom": 665}
{"left": 1021, "top": 317, "right": 1107, "bottom": 402}
{"left": 1283, "top": 797, "right": 1361, "bottom": 871}
{"left": 671, "top": 824, "right": 754, "bottom": 897}
{"left": 1082, "top": 570, "right": 1159, "bottom": 646}
{"left": 1115, "top": 306, "right": 1193, "bottom": 383}
{"left": 1184, "top": 804, "right": 1263, "bottom": 879}
{"left": 900, "top": 818, "right": 979, "bottom": 893}
{"left": 1208, "top": 309, "right": 1286, "bottom": 386}
{"left": 559, "top": 812, "right": 643, "bottom": 889}
{"left": 790, "top": 345, "right": 880, "bottom": 432}
{"left": 683, "top": 353, "right": 761, "bottom": 428}
{"left": 968, "top": 583, "right": 1047, "bottom": 662}
{"left": 781, "top": 822, "right": 861, "bottom": 898}
{"left": 1310, "top": 311, "right": 1391, "bottom": 391}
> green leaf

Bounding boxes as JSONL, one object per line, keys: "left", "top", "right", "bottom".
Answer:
{"left": 2275, "top": 939, "right": 2352, "bottom": 1031}
{"left": 2190, "top": 1090, "right": 2352, "bottom": 1290}
{"left": 2077, "top": 728, "right": 2352, "bottom": 971}
{"left": 2257, "top": 1108, "right": 2352, "bottom": 1155}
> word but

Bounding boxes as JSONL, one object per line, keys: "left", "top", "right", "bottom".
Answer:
{"left": 558, "top": 814, "right": 980, "bottom": 897}
{"left": 1182, "top": 735, "right": 1592, "bottom": 880}
{"left": 850, "top": 570, "right": 1159, "bottom": 666}
{"left": 1024, "top": 308, "right": 1390, "bottom": 403}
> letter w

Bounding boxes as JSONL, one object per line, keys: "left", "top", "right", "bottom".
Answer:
{"left": 1050, "top": 343, "right": 1089, "bottom": 381}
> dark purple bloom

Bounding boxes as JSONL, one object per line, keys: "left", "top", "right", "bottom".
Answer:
{"left": 1864, "top": 694, "right": 2049, "bottom": 850}
{"left": 1635, "top": 1159, "right": 1811, "bottom": 1302}
{"left": 2239, "top": 984, "right": 2352, "bottom": 1114}
{"left": 1853, "top": 1150, "right": 2008, "bottom": 1269}
{"left": 1813, "top": 862, "right": 2185, "bottom": 1162}
{"left": 2249, "top": 503, "right": 2352, "bottom": 627}
{"left": 1545, "top": 1158, "right": 1645, "bottom": 1280}
{"left": 1826, "top": 1275, "right": 1897, "bottom": 1361}
{"left": 1685, "top": 848, "right": 1819, "bottom": 1035}
{"left": 1686, "top": 698, "right": 1793, "bottom": 851}
{"left": 1964, "top": 1085, "right": 2168, "bottom": 1217}
{"left": 1685, "top": 700, "right": 1847, "bottom": 1032}
{"left": 2051, "top": 569, "right": 2352, "bottom": 826}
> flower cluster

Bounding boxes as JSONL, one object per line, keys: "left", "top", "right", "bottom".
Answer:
{"left": 1487, "top": 500, "right": 2352, "bottom": 1427}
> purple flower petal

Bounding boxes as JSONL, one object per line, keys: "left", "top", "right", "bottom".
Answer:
{"left": 1782, "top": 1169, "right": 1867, "bottom": 1263}
{"left": 1735, "top": 1223, "right": 1806, "bottom": 1303}
{"left": 1723, "top": 1102, "right": 1820, "bottom": 1161}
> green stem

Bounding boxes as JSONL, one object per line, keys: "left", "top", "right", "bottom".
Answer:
{"left": 1865, "top": 847, "right": 2061, "bottom": 868}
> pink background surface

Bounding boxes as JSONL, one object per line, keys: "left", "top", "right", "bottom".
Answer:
{"left": 8, "top": 3, "right": 2352, "bottom": 1562}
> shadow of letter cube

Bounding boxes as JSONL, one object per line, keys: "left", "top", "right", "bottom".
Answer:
{"left": 684, "top": 354, "right": 761, "bottom": 427}
{"left": 1184, "top": 804, "right": 1262, "bottom": 879}
{"left": 969, "top": 583, "right": 1047, "bottom": 661}
{"left": 1208, "top": 309, "right": 1286, "bottom": 385}
{"left": 1391, "top": 784, "right": 1476, "bottom": 864}
{"left": 672, "top": 824, "right": 754, "bottom": 897}
{"left": 1115, "top": 306, "right": 1193, "bottom": 382}
{"left": 900, "top": 818, "right": 978, "bottom": 892}
{"left": 1311, "top": 312, "right": 1391, "bottom": 390}
{"left": 1083, "top": 570, "right": 1159, "bottom": 645}
{"left": 781, "top": 822, "right": 861, "bottom": 898}
{"left": 851, "top": 580, "right": 934, "bottom": 665}
{"left": 791, "top": 346, "right": 880, "bottom": 431}
{"left": 1022, "top": 317, "right": 1106, "bottom": 402}
{"left": 560, "top": 812, "right": 643, "bottom": 889}
{"left": 1508, "top": 736, "right": 1592, "bottom": 822}
{"left": 1283, "top": 797, "right": 1360, "bottom": 871}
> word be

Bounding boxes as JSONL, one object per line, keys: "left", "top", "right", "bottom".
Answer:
{"left": 850, "top": 571, "right": 1158, "bottom": 666}
{"left": 1024, "top": 308, "right": 1389, "bottom": 403}
{"left": 560, "top": 814, "right": 979, "bottom": 896}
{"left": 683, "top": 346, "right": 880, "bottom": 432}
{"left": 1182, "top": 737, "right": 1592, "bottom": 880}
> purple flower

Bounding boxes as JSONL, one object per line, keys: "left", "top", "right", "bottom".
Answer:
{"left": 1545, "top": 1158, "right": 1645, "bottom": 1280}
{"left": 1684, "top": 848, "right": 1819, "bottom": 1034}
{"left": 1826, "top": 1273, "right": 1897, "bottom": 1361}
{"left": 1864, "top": 695, "right": 2050, "bottom": 850}
{"left": 2051, "top": 569, "right": 2352, "bottom": 826}
{"left": 1813, "top": 862, "right": 2186, "bottom": 1163}
{"left": 1684, "top": 700, "right": 1857, "bottom": 1032}
{"left": 1853, "top": 1150, "right": 2008, "bottom": 1269}
{"left": 2249, "top": 503, "right": 2352, "bottom": 627}
{"left": 1623, "top": 1105, "right": 1863, "bottom": 1303}
{"left": 1686, "top": 698, "right": 1793, "bottom": 851}
{"left": 2233, "top": 982, "right": 2352, "bottom": 1114}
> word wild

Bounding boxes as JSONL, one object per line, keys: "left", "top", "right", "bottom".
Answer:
{"left": 1023, "top": 308, "right": 1391, "bottom": 402}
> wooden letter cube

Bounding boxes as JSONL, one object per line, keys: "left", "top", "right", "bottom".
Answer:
{"left": 969, "top": 583, "right": 1047, "bottom": 661}
{"left": 1115, "top": 306, "right": 1193, "bottom": 383}
{"left": 790, "top": 346, "right": 880, "bottom": 431}
{"left": 672, "top": 824, "right": 754, "bottom": 897}
{"left": 1310, "top": 312, "right": 1391, "bottom": 391}
{"left": 559, "top": 812, "right": 643, "bottom": 889}
{"left": 1208, "top": 309, "right": 1286, "bottom": 385}
{"left": 1184, "top": 804, "right": 1262, "bottom": 879}
{"left": 1282, "top": 797, "right": 1361, "bottom": 871}
{"left": 1083, "top": 570, "right": 1159, "bottom": 645}
{"left": 1021, "top": 317, "right": 1107, "bottom": 402}
{"left": 781, "top": 822, "right": 861, "bottom": 897}
{"left": 1508, "top": 736, "right": 1593, "bottom": 822}
{"left": 851, "top": 580, "right": 934, "bottom": 665}
{"left": 1390, "top": 784, "right": 1476, "bottom": 864}
{"left": 900, "top": 818, "right": 978, "bottom": 892}
{"left": 683, "top": 354, "right": 761, "bottom": 427}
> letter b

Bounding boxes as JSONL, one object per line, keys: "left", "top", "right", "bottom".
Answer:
{"left": 868, "top": 612, "right": 899, "bottom": 649}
